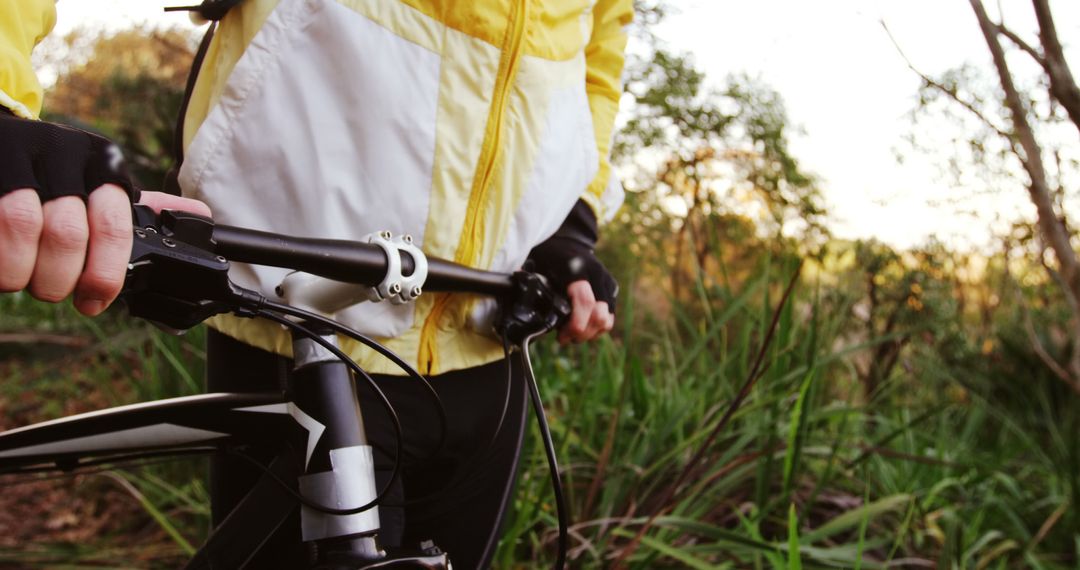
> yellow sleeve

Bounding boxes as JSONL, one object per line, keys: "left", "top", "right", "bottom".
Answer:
{"left": 580, "top": 0, "right": 632, "bottom": 222}
{"left": 0, "top": 0, "right": 56, "bottom": 119}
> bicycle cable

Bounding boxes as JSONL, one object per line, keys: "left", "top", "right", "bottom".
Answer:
{"left": 0, "top": 305, "right": 414, "bottom": 518}
{"left": 221, "top": 445, "right": 399, "bottom": 518}
{"left": 257, "top": 299, "right": 449, "bottom": 460}
{"left": 218, "top": 332, "right": 570, "bottom": 565}
{"left": 252, "top": 309, "right": 404, "bottom": 516}
{"left": 0, "top": 447, "right": 218, "bottom": 482}
{"left": 383, "top": 337, "right": 516, "bottom": 509}
{"left": 521, "top": 333, "right": 568, "bottom": 570}
{"left": 491, "top": 336, "right": 515, "bottom": 452}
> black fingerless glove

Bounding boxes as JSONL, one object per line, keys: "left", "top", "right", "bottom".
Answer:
{"left": 527, "top": 199, "right": 619, "bottom": 314}
{"left": 0, "top": 110, "right": 137, "bottom": 203}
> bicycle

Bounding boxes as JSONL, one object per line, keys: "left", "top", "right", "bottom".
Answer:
{"left": 0, "top": 205, "right": 573, "bottom": 569}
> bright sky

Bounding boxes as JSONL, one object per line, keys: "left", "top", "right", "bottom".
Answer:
{"left": 657, "top": 0, "right": 1079, "bottom": 250}
{"left": 49, "top": 0, "right": 1080, "bottom": 250}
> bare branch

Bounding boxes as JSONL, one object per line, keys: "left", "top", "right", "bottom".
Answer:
{"left": 1032, "top": 0, "right": 1080, "bottom": 134}
{"left": 1038, "top": 251, "right": 1080, "bottom": 316}
{"left": 995, "top": 23, "right": 1047, "bottom": 69}
{"left": 0, "top": 333, "right": 90, "bottom": 347}
{"left": 610, "top": 263, "right": 803, "bottom": 569}
{"left": 880, "top": 19, "right": 1014, "bottom": 143}
{"left": 969, "top": 0, "right": 1080, "bottom": 303}
{"left": 1007, "top": 244, "right": 1080, "bottom": 393}
{"left": 1017, "top": 285, "right": 1077, "bottom": 389}
{"left": 1038, "top": 246, "right": 1080, "bottom": 382}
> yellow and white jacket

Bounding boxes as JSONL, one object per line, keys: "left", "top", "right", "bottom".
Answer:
{"left": 1, "top": 0, "right": 631, "bottom": 375}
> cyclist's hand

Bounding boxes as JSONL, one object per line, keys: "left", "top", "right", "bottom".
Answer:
{"left": 562, "top": 279, "right": 615, "bottom": 345}
{"left": 0, "top": 188, "right": 210, "bottom": 316}
{"left": 0, "top": 111, "right": 210, "bottom": 316}
{"left": 526, "top": 236, "right": 618, "bottom": 345}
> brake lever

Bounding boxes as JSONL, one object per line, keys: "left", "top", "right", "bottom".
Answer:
{"left": 494, "top": 271, "right": 571, "bottom": 346}
{"left": 123, "top": 205, "right": 261, "bottom": 332}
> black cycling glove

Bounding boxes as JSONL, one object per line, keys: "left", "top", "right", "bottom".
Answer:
{"left": 0, "top": 110, "right": 137, "bottom": 203}
{"left": 527, "top": 199, "right": 619, "bottom": 314}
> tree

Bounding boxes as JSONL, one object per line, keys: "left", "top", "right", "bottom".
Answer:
{"left": 612, "top": 38, "right": 827, "bottom": 301}
{"left": 823, "top": 239, "right": 965, "bottom": 397}
{"left": 39, "top": 27, "right": 198, "bottom": 192}
{"left": 898, "top": 1, "right": 1080, "bottom": 394}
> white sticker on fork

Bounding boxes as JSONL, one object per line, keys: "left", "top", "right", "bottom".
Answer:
{"left": 298, "top": 445, "right": 381, "bottom": 541}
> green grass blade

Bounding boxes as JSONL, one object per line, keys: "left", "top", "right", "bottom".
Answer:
{"left": 782, "top": 370, "right": 815, "bottom": 497}
{"left": 787, "top": 503, "right": 802, "bottom": 570}
{"left": 634, "top": 532, "right": 730, "bottom": 570}
{"left": 105, "top": 472, "right": 195, "bottom": 556}
{"left": 803, "top": 494, "right": 912, "bottom": 544}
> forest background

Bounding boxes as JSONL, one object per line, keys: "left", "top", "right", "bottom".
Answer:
{"left": 0, "top": 0, "right": 1078, "bottom": 568}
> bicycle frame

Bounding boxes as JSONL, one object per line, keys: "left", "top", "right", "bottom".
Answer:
{"left": 0, "top": 392, "right": 288, "bottom": 467}
{"left": 0, "top": 329, "right": 450, "bottom": 568}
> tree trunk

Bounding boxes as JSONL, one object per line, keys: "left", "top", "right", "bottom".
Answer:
{"left": 1031, "top": 0, "right": 1080, "bottom": 136}
{"left": 970, "top": 0, "right": 1080, "bottom": 386}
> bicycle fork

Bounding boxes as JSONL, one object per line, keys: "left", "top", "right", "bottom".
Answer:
{"left": 290, "top": 327, "right": 450, "bottom": 569}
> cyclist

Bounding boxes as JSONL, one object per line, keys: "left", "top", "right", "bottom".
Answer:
{"left": 0, "top": 0, "right": 630, "bottom": 567}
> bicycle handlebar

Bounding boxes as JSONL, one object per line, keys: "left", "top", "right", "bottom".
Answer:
{"left": 211, "top": 224, "right": 514, "bottom": 296}
{"left": 124, "top": 206, "right": 568, "bottom": 343}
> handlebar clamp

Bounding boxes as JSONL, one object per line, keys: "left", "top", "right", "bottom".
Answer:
{"left": 363, "top": 231, "right": 428, "bottom": 305}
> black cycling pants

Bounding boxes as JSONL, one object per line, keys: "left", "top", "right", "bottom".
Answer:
{"left": 206, "top": 330, "right": 527, "bottom": 570}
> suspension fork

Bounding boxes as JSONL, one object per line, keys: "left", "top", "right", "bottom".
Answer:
{"left": 288, "top": 325, "right": 450, "bottom": 569}
{"left": 289, "top": 325, "right": 384, "bottom": 562}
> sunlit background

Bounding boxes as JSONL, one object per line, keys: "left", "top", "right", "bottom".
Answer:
{"left": 5, "top": 2, "right": 1080, "bottom": 567}
{"left": 49, "top": 0, "right": 1080, "bottom": 250}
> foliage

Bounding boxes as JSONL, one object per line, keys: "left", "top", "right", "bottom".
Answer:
{"left": 615, "top": 51, "right": 828, "bottom": 255}
{"left": 38, "top": 26, "right": 198, "bottom": 191}
{"left": 901, "top": 0, "right": 1080, "bottom": 393}
{"left": 608, "top": 22, "right": 827, "bottom": 308}
{"left": 817, "top": 239, "right": 968, "bottom": 398}
{"left": 495, "top": 246, "right": 1078, "bottom": 568}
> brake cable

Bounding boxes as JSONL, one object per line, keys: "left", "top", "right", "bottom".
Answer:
{"left": 519, "top": 333, "right": 569, "bottom": 570}
{"left": 258, "top": 299, "right": 570, "bottom": 569}
{"left": 385, "top": 338, "right": 515, "bottom": 510}
{"left": 256, "top": 299, "right": 449, "bottom": 460}
{"left": 249, "top": 309, "right": 405, "bottom": 516}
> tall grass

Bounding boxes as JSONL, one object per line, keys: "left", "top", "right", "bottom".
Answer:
{"left": 1, "top": 255, "right": 1077, "bottom": 568}
{"left": 499, "top": 255, "right": 1079, "bottom": 569}
{"left": 0, "top": 295, "right": 209, "bottom": 568}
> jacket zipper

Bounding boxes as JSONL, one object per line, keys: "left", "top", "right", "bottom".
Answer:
{"left": 417, "top": 0, "right": 529, "bottom": 375}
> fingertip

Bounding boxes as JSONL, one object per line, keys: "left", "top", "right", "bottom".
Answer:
{"left": 137, "top": 190, "right": 212, "bottom": 217}
{"left": 74, "top": 297, "right": 108, "bottom": 317}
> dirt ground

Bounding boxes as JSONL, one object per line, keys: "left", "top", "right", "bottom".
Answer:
{"left": 0, "top": 339, "right": 192, "bottom": 569}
